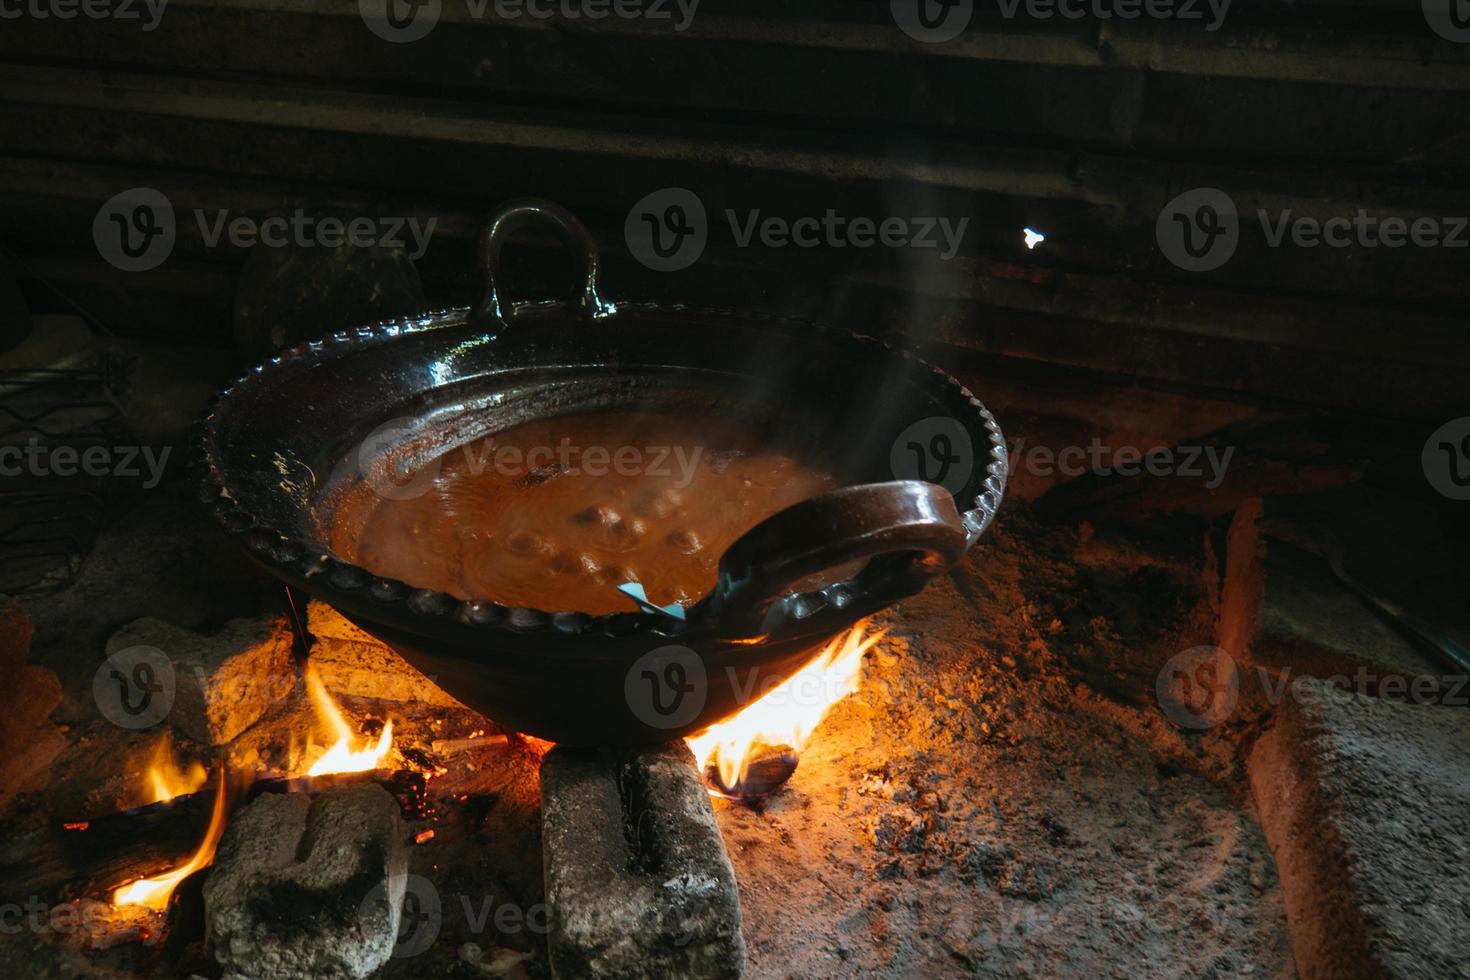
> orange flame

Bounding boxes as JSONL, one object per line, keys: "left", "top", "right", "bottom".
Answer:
{"left": 113, "top": 770, "right": 228, "bottom": 910}
{"left": 685, "top": 623, "right": 883, "bottom": 792}
{"left": 303, "top": 666, "right": 393, "bottom": 776}
{"left": 146, "top": 737, "right": 207, "bottom": 804}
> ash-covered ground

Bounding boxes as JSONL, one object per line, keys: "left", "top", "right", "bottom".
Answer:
{"left": 1, "top": 491, "right": 1294, "bottom": 979}
{"left": 720, "top": 511, "right": 1292, "bottom": 980}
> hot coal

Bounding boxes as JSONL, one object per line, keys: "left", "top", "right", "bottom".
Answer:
{"left": 383, "top": 769, "right": 436, "bottom": 821}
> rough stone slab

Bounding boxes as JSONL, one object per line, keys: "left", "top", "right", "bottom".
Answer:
{"left": 106, "top": 615, "right": 296, "bottom": 744}
{"left": 0, "top": 599, "right": 66, "bottom": 805}
{"left": 204, "top": 783, "right": 408, "bottom": 980}
{"left": 1219, "top": 498, "right": 1438, "bottom": 683}
{"left": 541, "top": 741, "right": 744, "bottom": 980}
{"left": 1248, "top": 678, "right": 1470, "bottom": 980}
{"left": 305, "top": 599, "right": 464, "bottom": 708}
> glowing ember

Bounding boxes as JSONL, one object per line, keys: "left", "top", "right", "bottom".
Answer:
{"left": 113, "top": 770, "right": 228, "bottom": 910}
{"left": 304, "top": 666, "right": 394, "bottom": 776}
{"left": 146, "top": 737, "right": 207, "bottom": 804}
{"left": 685, "top": 623, "right": 883, "bottom": 796}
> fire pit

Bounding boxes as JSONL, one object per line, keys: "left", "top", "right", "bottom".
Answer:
{"left": 5, "top": 10, "right": 1468, "bottom": 978}
{"left": 199, "top": 200, "right": 1007, "bottom": 745}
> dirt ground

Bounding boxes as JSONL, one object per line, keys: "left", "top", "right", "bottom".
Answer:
{"left": 719, "top": 510, "right": 1292, "bottom": 979}
{"left": 0, "top": 492, "right": 1294, "bottom": 979}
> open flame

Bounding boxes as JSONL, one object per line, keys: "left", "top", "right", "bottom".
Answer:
{"left": 110, "top": 669, "right": 395, "bottom": 914}
{"left": 304, "top": 666, "right": 393, "bottom": 776}
{"left": 145, "top": 737, "right": 207, "bottom": 804}
{"left": 113, "top": 770, "right": 228, "bottom": 910}
{"left": 686, "top": 623, "right": 883, "bottom": 794}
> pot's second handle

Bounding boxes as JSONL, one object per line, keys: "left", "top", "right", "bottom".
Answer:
{"left": 704, "top": 480, "right": 968, "bottom": 638}
{"left": 471, "top": 198, "right": 617, "bottom": 329}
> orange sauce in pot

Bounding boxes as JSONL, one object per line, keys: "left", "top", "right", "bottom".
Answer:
{"left": 328, "top": 412, "right": 835, "bottom": 615}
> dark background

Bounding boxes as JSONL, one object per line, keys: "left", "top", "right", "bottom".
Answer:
{"left": 0, "top": 0, "right": 1467, "bottom": 418}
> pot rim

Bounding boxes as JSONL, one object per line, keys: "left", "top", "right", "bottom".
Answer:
{"left": 198, "top": 298, "right": 1007, "bottom": 642}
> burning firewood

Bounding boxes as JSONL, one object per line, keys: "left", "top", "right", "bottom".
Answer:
{"left": 0, "top": 765, "right": 438, "bottom": 904}
{"left": 702, "top": 744, "right": 799, "bottom": 803}
{"left": 685, "top": 623, "right": 882, "bottom": 803}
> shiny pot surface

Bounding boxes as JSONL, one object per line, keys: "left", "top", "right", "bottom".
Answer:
{"left": 200, "top": 200, "right": 1006, "bottom": 744}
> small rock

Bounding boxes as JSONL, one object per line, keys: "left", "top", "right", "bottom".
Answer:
{"left": 204, "top": 784, "right": 408, "bottom": 979}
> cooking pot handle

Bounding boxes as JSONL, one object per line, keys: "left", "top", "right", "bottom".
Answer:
{"left": 704, "top": 480, "right": 969, "bottom": 638}
{"left": 471, "top": 198, "right": 618, "bottom": 328}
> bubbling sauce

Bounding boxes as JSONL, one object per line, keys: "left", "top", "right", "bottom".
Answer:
{"left": 328, "top": 411, "right": 836, "bottom": 615}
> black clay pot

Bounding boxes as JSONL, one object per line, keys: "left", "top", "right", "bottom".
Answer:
{"left": 200, "top": 200, "right": 1006, "bottom": 745}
